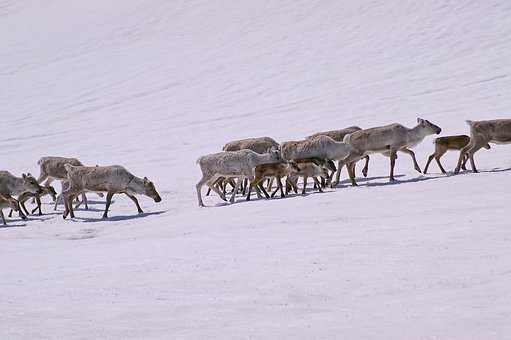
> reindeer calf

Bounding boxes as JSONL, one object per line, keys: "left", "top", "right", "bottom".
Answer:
{"left": 424, "top": 135, "right": 490, "bottom": 174}
{"left": 0, "top": 194, "right": 21, "bottom": 225}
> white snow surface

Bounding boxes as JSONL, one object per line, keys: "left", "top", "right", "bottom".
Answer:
{"left": 2, "top": 0, "right": 511, "bottom": 339}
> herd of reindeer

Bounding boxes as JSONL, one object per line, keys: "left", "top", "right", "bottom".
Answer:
{"left": 0, "top": 158, "right": 161, "bottom": 225}
{"left": 196, "top": 118, "right": 511, "bottom": 207}
{"left": 0, "top": 118, "right": 508, "bottom": 225}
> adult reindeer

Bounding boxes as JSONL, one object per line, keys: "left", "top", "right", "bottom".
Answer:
{"left": 455, "top": 119, "right": 511, "bottom": 173}
{"left": 342, "top": 118, "right": 441, "bottom": 185}
{"left": 306, "top": 126, "right": 370, "bottom": 186}
{"left": 36, "top": 157, "right": 94, "bottom": 210}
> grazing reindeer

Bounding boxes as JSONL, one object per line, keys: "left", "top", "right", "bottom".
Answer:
{"left": 36, "top": 156, "right": 96, "bottom": 210}
{"left": 307, "top": 126, "right": 370, "bottom": 184}
{"left": 0, "top": 194, "right": 21, "bottom": 226}
{"left": 0, "top": 172, "right": 40, "bottom": 220}
{"left": 62, "top": 165, "right": 162, "bottom": 219}
{"left": 196, "top": 149, "right": 281, "bottom": 206}
{"left": 342, "top": 118, "right": 442, "bottom": 185}
{"left": 455, "top": 119, "right": 511, "bottom": 173}
{"left": 285, "top": 159, "right": 331, "bottom": 195}
{"left": 9, "top": 185, "right": 57, "bottom": 217}
{"left": 424, "top": 135, "right": 490, "bottom": 174}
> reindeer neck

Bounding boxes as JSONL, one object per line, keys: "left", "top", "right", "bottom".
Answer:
{"left": 408, "top": 124, "right": 431, "bottom": 144}
{"left": 10, "top": 177, "right": 26, "bottom": 195}
{"left": 126, "top": 175, "right": 145, "bottom": 194}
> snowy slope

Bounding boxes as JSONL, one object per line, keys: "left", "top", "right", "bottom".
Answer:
{"left": 1, "top": 0, "right": 511, "bottom": 338}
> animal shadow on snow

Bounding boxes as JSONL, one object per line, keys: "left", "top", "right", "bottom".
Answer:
{"left": 363, "top": 174, "right": 442, "bottom": 187}
{"left": 337, "top": 174, "right": 405, "bottom": 186}
{"left": 443, "top": 166, "right": 511, "bottom": 176}
{"left": 71, "top": 210, "right": 167, "bottom": 223}
{"left": 0, "top": 221, "right": 27, "bottom": 228}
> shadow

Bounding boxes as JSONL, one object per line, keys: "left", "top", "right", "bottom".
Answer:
{"left": 24, "top": 216, "right": 54, "bottom": 222}
{"left": 363, "top": 174, "right": 443, "bottom": 187}
{"left": 73, "top": 207, "right": 105, "bottom": 212}
{"left": 480, "top": 166, "right": 511, "bottom": 174}
{"left": 77, "top": 199, "right": 109, "bottom": 206}
{"left": 442, "top": 166, "right": 511, "bottom": 176}
{"left": 70, "top": 210, "right": 168, "bottom": 223}
{"left": 0, "top": 223, "right": 27, "bottom": 228}
{"left": 336, "top": 174, "right": 405, "bottom": 186}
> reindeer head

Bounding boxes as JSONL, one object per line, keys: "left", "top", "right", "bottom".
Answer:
{"left": 143, "top": 177, "right": 162, "bottom": 203}
{"left": 22, "top": 173, "right": 40, "bottom": 194}
{"left": 417, "top": 118, "right": 442, "bottom": 135}
{"left": 268, "top": 147, "right": 282, "bottom": 162}
{"left": 43, "top": 185, "right": 58, "bottom": 202}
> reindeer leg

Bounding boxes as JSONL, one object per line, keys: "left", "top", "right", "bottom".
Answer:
{"left": 246, "top": 179, "right": 256, "bottom": 201}
{"left": 35, "top": 195, "right": 43, "bottom": 215}
{"left": 389, "top": 150, "right": 397, "bottom": 181}
{"left": 81, "top": 193, "right": 88, "bottom": 210}
{"left": 126, "top": 193, "right": 143, "bottom": 214}
{"left": 230, "top": 178, "right": 242, "bottom": 204}
{"left": 362, "top": 156, "right": 369, "bottom": 177}
{"left": 435, "top": 157, "right": 447, "bottom": 174}
{"left": 20, "top": 201, "right": 30, "bottom": 216}
{"left": 313, "top": 177, "right": 323, "bottom": 192}
{"left": 455, "top": 143, "right": 473, "bottom": 174}
{"left": 275, "top": 176, "right": 285, "bottom": 198}
{"left": 467, "top": 145, "right": 483, "bottom": 173}
{"left": 332, "top": 161, "right": 344, "bottom": 187}
{"left": 63, "top": 192, "right": 76, "bottom": 219}
{"left": 423, "top": 154, "right": 435, "bottom": 174}
{"left": 0, "top": 210, "right": 6, "bottom": 225}
{"left": 270, "top": 185, "right": 279, "bottom": 198}
{"left": 257, "top": 183, "right": 270, "bottom": 199}
{"left": 400, "top": 148, "right": 422, "bottom": 173}
{"left": 103, "top": 192, "right": 114, "bottom": 219}
{"left": 196, "top": 176, "right": 209, "bottom": 207}
{"left": 302, "top": 176, "right": 308, "bottom": 195}
{"left": 346, "top": 161, "right": 358, "bottom": 186}
{"left": 461, "top": 153, "right": 469, "bottom": 170}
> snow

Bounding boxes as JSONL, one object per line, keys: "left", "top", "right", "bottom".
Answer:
{"left": 1, "top": 0, "right": 511, "bottom": 338}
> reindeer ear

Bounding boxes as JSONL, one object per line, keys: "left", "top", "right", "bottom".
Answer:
{"left": 143, "top": 176, "right": 148, "bottom": 183}
{"left": 22, "top": 173, "right": 26, "bottom": 179}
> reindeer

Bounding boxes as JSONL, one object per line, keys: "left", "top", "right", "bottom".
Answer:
{"left": 36, "top": 156, "right": 99, "bottom": 210}
{"left": 0, "top": 172, "right": 40, "bottom": 220}
{"left": 246, "top": 161, "right": 301, "bottom": 200}
{"left": 196, "top": 149, "right": 281, "bottom": 206}
{"left": 0, "top": 194, "right": 21, "bottom": 226}
{"left": 424, "top": 135, "right": 490, "bottom": 174}
{"left": 281, "top": 135, "right": 353, "bottom": 186}
{"left": 62, "top": 165, "right": 161, "bottom": 219}
{"left": 215, "top": 137, "right": 281, "bottom": 195}
{"left": 8, "top": 185, "right": 57, "bottom": 217}
{"left": 307, "top": 126, "right": 370, "bottom": 185}
{"left": 285, "top": 159, "right": 331, "bottom": 195}
{"left": 455, "top": 119, "right": 511, "bottom": 173}
{"left": 342, "top": 118, "right": 441, "bottom": 185}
